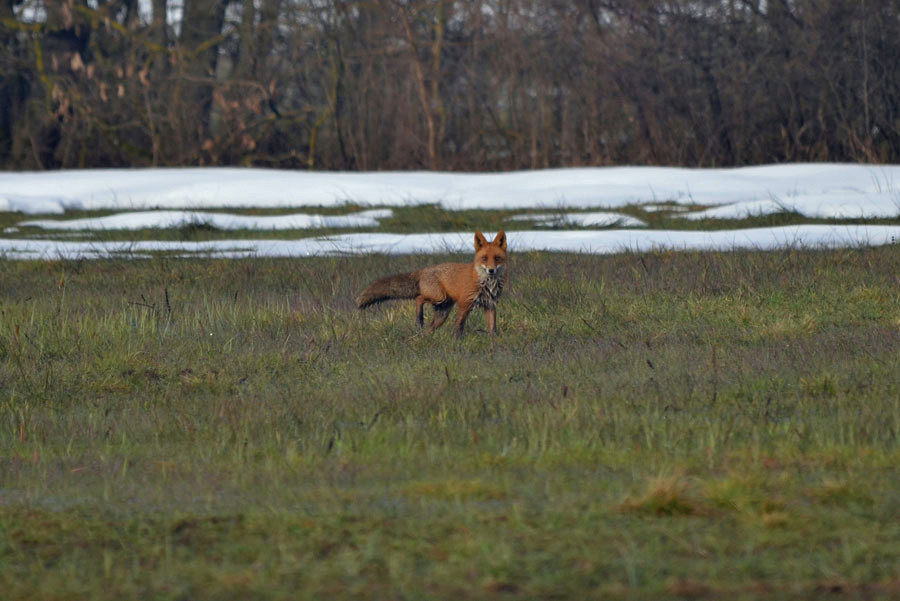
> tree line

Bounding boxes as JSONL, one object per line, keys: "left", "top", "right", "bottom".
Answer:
{"left": 1, "top": 0, "right": 899, "bottom": 171}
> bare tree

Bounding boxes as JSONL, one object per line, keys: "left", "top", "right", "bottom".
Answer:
{"left": 1, "top": 0, "right": 899, "bottom": 170}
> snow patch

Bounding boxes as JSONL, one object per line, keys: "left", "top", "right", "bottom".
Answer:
{"left": 2, "top": 226, "right": 899, "bottom": 261}
{"left": 508, "top": 212, "right": 646, "bottom": 228}
{"left": 17, "top": 209, "right": 392, "bottom": 231}
{"left": 0, "top": 194, "right": 67, "bottom": 215}
{"left": 641, "top": 204, "right": 691, "bottom": 213}
{"left": 2, "top": 164, "right": 900, "bottom": 216}
{"left": 682, "top": 200, "right": 788, "bottom": 220}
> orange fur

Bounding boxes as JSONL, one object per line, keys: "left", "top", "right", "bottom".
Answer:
{"left": 356, "top": 230, "right": 508, "bottom": 337}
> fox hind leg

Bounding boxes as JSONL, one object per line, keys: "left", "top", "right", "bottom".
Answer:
{"left": 415, "top": 296, "right": 427, "bottom": 331}
{"left": 427, "top": 300, "right": 453, "bottom": 333}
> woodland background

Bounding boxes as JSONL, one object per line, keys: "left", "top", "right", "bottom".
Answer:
{"left": 1, "top": 0, "right": 899, "bottom": 171}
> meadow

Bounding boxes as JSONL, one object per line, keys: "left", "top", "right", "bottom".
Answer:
{"left": 3, "top": 209, "right": 900, "bottom": 599}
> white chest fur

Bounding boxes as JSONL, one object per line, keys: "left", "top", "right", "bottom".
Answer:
{"left": 474, "top": 266, "right": 505, "bottom": 309}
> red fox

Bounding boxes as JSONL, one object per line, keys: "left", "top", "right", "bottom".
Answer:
{"left": 356, "top": 230, "right": 508, "bottom": 338}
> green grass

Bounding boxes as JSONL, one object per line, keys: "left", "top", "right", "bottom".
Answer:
{"left": 3, "top": 246, "right": 900, "bottom": 599}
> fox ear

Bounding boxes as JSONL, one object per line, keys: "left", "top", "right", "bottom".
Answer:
{"left": 493, "top": 230, "right": 507, "bottom": 250}
{"left": 474, "top": 230, "right": 487, "bottom": 250}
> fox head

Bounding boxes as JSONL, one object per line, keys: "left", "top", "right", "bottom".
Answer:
{"left": 474, "top": 230, "right": 507, "bottom": 279}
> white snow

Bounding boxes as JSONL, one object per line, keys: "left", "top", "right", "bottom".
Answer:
{"left": 508, "top": 212, "right": 646, "bottom": 227}
{"left": 2, "top": 163, "right": 900, "bottom": 216}
{"left": 682, "top": 200, "right": 787, "bottom": 220}
{"left": 2, "top": 164, "right": 900, "bottom": 259}
{"left": 2, "top": 225, "right": 899, "bottom": 261}
{"left": 16, "top": 209, "right": 392, "bottom": 231}
{"left": 681, "top": 195, "right": 900, "bottom": 220}
{"left": 641, "top": 204, "right": 691, "bottom": 213}
{"left": 0, "top": 193, "right": 67, "bottom": 215}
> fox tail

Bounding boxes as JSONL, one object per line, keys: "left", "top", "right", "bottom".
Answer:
{"left": 356, "top": 272, "right": 419, "bottom": 309}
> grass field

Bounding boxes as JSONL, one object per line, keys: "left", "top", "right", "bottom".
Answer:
{"left": 3, "top": 232, "right": 900, "bottom": 599}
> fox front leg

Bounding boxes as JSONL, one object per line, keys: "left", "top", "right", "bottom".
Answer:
{"left": 453, "top": 300, "right": 474, "bottom": 339}
{"left": 485, "top": 308, "right": 497, "bottom": 336}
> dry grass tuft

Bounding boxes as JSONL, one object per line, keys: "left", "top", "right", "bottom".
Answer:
{"left": 619, "top": 476, "right": 711, "bottom": 517}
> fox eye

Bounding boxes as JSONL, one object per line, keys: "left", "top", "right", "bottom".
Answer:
{"left": 482, "top": 256, "right": 488, "bottom": 261}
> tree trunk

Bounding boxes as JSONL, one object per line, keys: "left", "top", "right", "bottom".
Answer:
{"left": 235, "top": 0, "right": 255, "bottom": 77}
{"left": 180, "top": 0, "right": 227, "bottom": 143}
{"left": 397, "top": 0, "right": 444, "bottom": 170}
{"left": 151, "top": 0, "right": 168, "bottom": 47}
